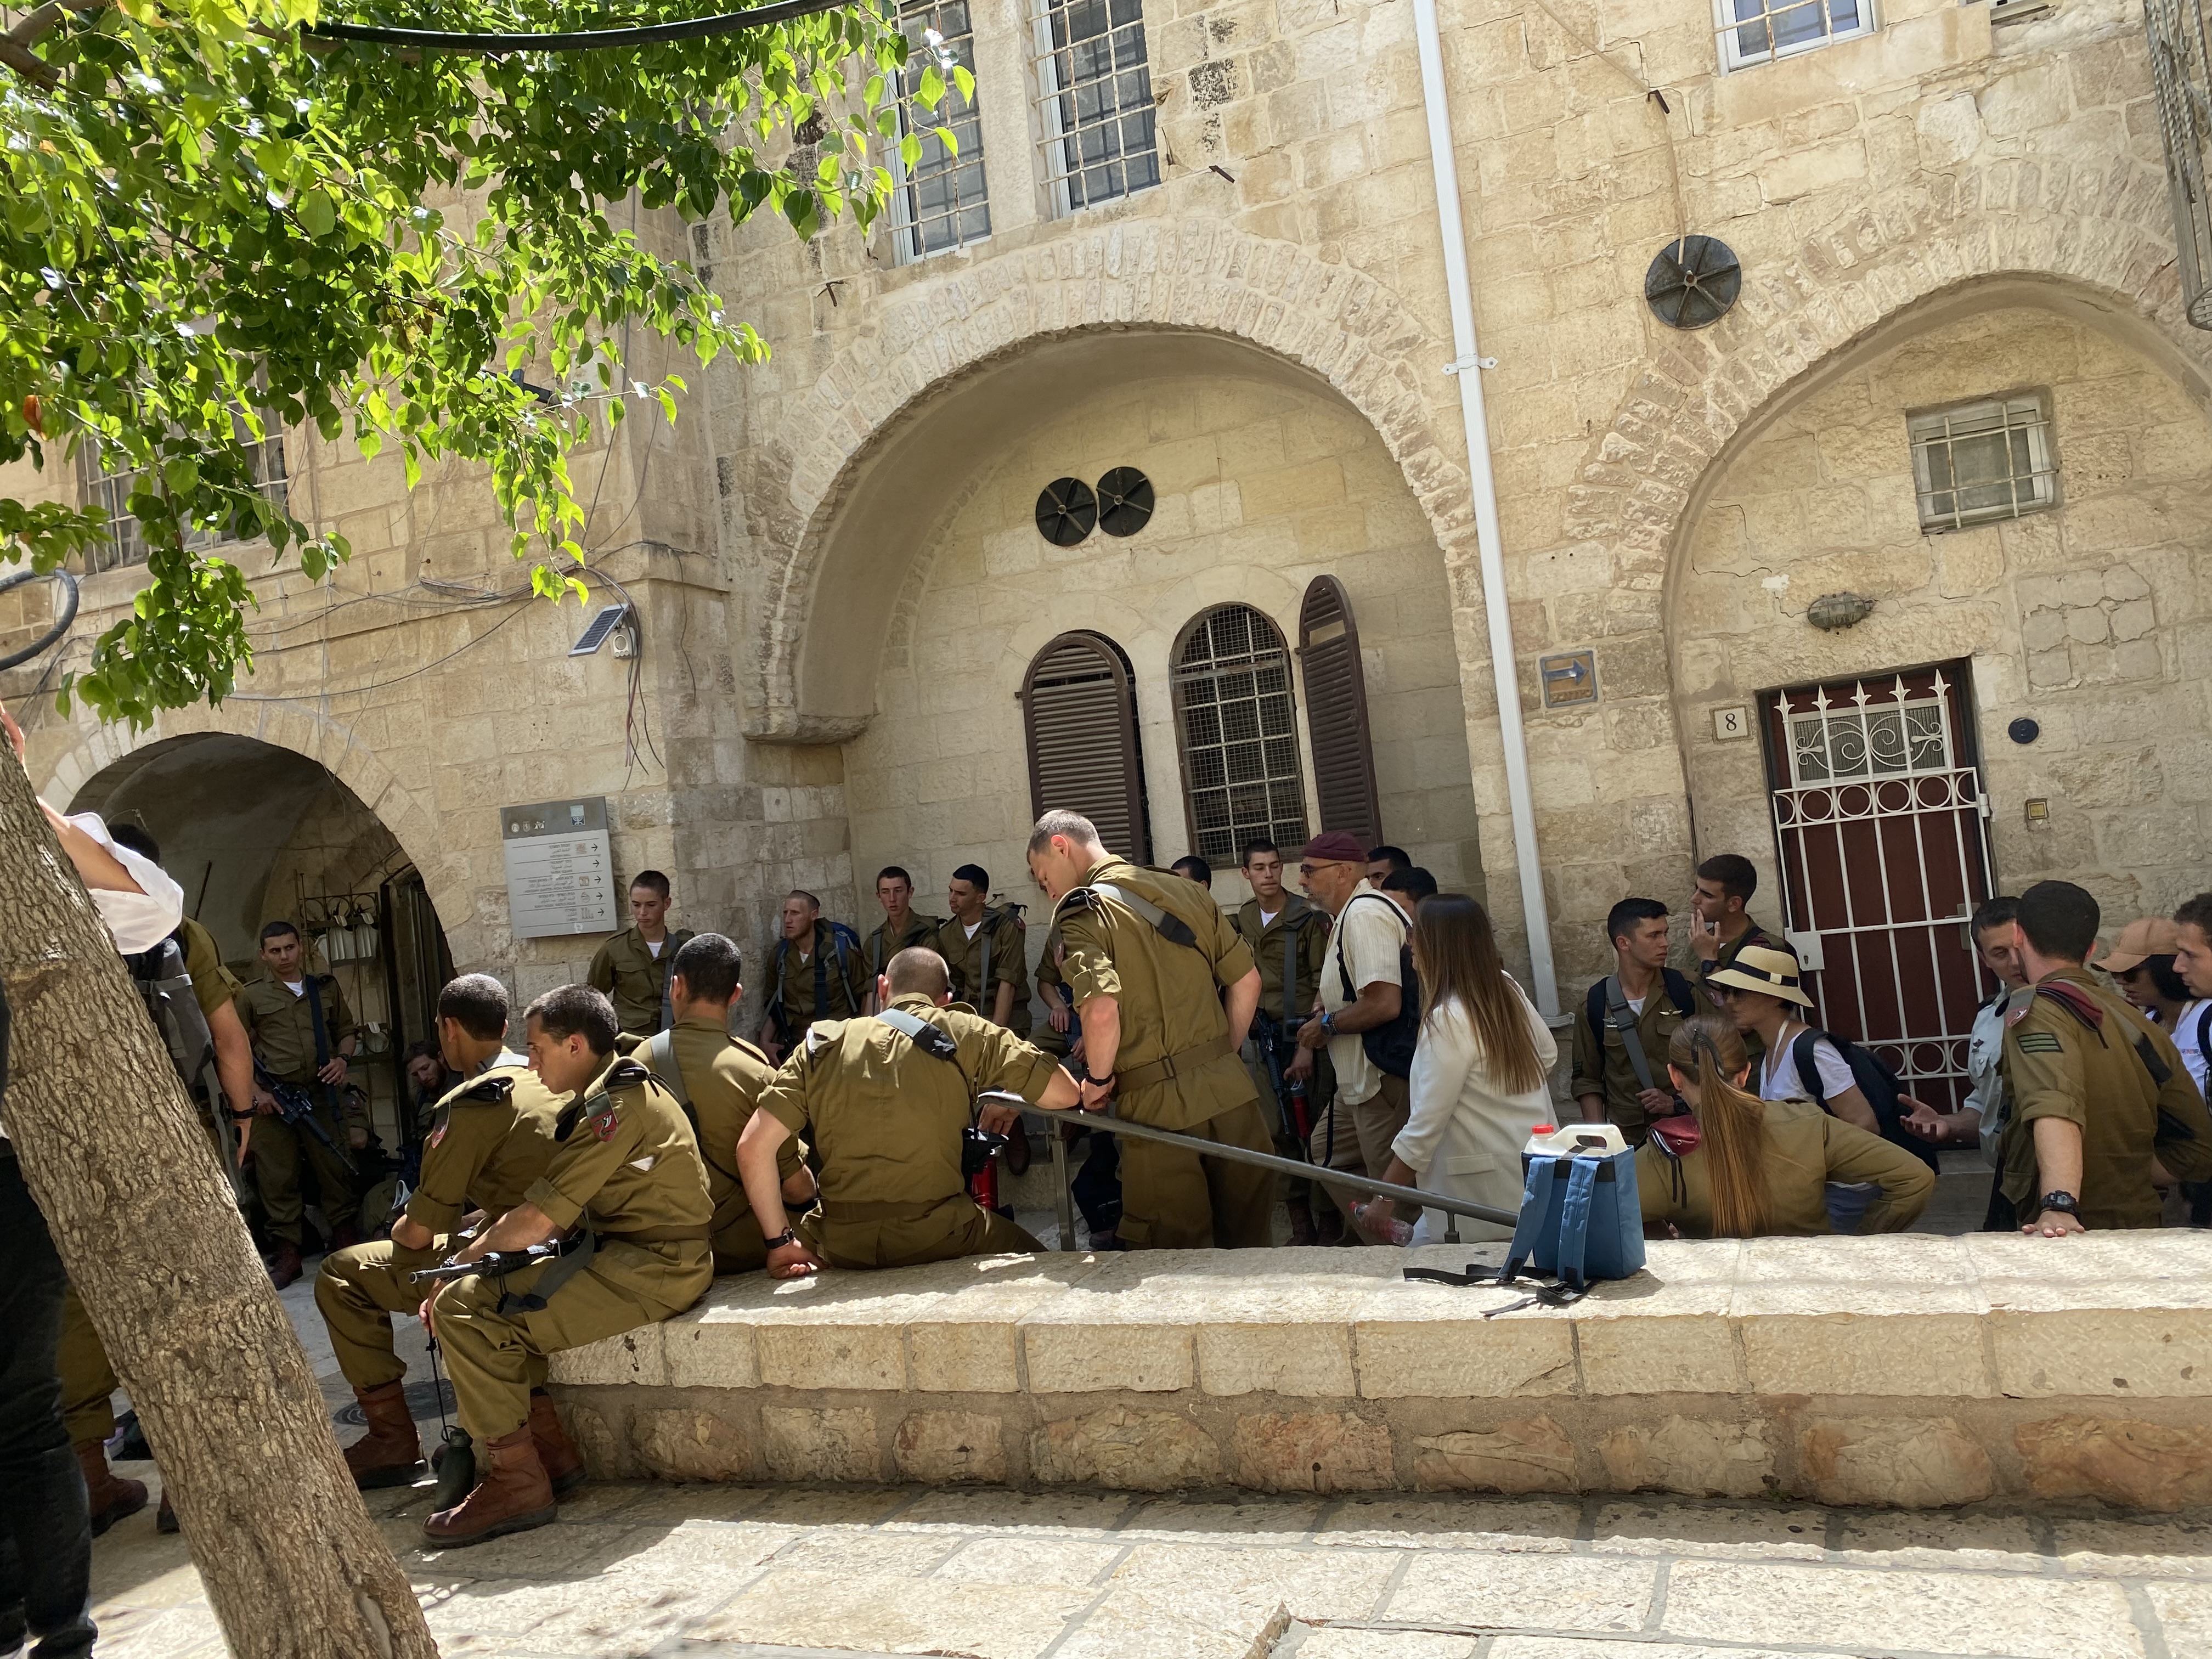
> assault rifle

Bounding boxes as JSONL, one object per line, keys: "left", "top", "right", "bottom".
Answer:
{"left": 252, "top": 1063, "right": 359, "bottom": 1177}
{"left": 408, "top": 1243, "right": 565, "bottom": 1285}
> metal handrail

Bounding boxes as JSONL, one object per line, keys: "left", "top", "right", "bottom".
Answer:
{"left": 980, "top": 1092, "right": 1520, "bottom": 1247}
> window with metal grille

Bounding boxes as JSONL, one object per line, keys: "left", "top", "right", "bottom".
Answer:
{"left": 1715, "top": 0, "right": 1872, "bottom": 69}
{"left": 891, "top": 0, "right": 990, "bottom": 262}
{"left": 1029, "top": 0, "right": 1159, "bottom": 217}
{"left": 1172, "top": 605, "right": 1310, "bottom": 868}
{"left": 1908, "top": 393, "right": 2057, "bottom": 532}
{"left": 1022, "top": 631, "right": 1152, "bottom": 861}
{"left": 1296, "top": 575, "right": 1381, "bottom": 846}
{"left": 78, "top": 428, "right": 289, "bottom": 576}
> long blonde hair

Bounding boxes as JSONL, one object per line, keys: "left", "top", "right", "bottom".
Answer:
{"left": 1408, "top": 894, "right": 1547, "bottom": 1094}
{"left": 1665, "top": 1016, "right": 1773, "bottom": 1238}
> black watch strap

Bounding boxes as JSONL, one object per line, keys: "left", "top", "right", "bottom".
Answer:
{"left": 765, "top": 1227, "right": 800, "bottom": 1250}
{"left": 2040, "top": 1190, "right": 2081, "bottom": 1215}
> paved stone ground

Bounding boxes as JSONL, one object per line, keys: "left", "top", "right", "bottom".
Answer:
{"left": 81, "top": 1473, "right": 2212, "bottom": 1659}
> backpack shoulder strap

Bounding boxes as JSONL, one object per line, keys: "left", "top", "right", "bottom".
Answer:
{"left": 1087, "top": 881, "right": 1201, "bottom": 951}
{"left": 1661, "top": 967, "right": 1697, "bottom": 1020}
{"left": 876, "top": 1006, "right": 961, "bottom": 1063}
{"left": 2197, "top": 1003, "right": 2212, "bottom": 1059}
{"left": 644, "top": 1029, "right": 689, "bottom": 1109}
{"left": 1791, "top": 1028, "right": 1828, "bottom": 1109}
{"left": 1600, "top": 974, "right": 1660, "bottom": 1094}
{"left": 1585, "top": 979, "right": 1608, "bottom": 1048}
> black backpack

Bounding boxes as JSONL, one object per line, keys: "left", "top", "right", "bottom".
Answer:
{"left": 1334, "top": 894, "right": 1420, "bottom": 1079}
{"left": 1790, "top": 1026, "right": 1938, "bottom": 1171}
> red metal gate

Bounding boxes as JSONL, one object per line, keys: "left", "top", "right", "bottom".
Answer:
{"left": 1760, "top": 664, "right": 1997, "bottom": 1112}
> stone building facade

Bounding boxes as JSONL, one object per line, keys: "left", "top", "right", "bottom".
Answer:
{"left": 4, "top": 0, "right": 2207, "bottom": 1119}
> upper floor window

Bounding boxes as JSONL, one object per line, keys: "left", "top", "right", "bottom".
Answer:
{"left": 1172, "top": 605, "right": 1309, "bottom": 867}
{"left": 891, "top": 0, "right": 990, "bottom": 262}
{"left": 77, "top": 427, "right": 289, "bottom": 577}
{"left": 1909, "top": 393, "right": 2057, "bottom": 532}
{"left": 1029, "top": 0, "right": 1160, "bottom": 216}
{"left": 1716, "top": 0, "right": 1873, "bottom": 69}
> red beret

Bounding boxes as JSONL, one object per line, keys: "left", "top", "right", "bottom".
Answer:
{"left": 1300, "top": 831, "right": 1370, "bottom": 864}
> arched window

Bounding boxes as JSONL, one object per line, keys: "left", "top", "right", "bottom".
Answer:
{"left": 1171, "top": 605, "right": 1310, "bottom": 866}
{"left": 1021, "top": 631, "right": 1151, "bottom": 861}
{"left": 1296, "top": 574, "right": 1382, "bottom": 845}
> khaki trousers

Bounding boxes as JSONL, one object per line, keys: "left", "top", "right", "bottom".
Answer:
{"left": 431, "top": 1243, "right": 709, "bottom": 1443}
{"left": 802, "top": 1196, "right": 1040, "bottom": 1270}
{"left": 312, "top": 1239, "right": 517, "bottom": 1395}
{"left": 250, "top": 1102, "right": 358, "bottom": 1245}
{"left": 1117, "top": 1098, "right": 1276, "bottom": 1250}
{"left": 1311, "top": 1072, "right": 1412, "bottom": 1221}
{"left": 58, "top": 1283, "right": 117, "bottom": 1447}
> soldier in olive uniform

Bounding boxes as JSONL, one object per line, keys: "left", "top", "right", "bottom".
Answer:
{"left": 937, "top": 864, "right": 1030, "bottom": 1035}
{"left": 586, "top": 869, "right": 695, "bottom": 1037}
{"left": 640, "top": 934, "right": 816, "bottom": 1272}
{"left": 2000, "top": 881, "right": 2212, "bottom": 1235}
{"left": 236, "top": 919, "right": 365, "bottom": 1285}
{"left": 740, "top": 947, "right": 1081, "bottom": 1276}
{"left": 758, "top": 891, "right": 867, "bottom": 1064}
{"left": 862, "top": 867, "right": 941, "bottom": 1013}
{"left": 314, "top": 974, "right": 566, "bottom": 1488}
{"left": 1235, "top": 839, "right": 1334, "bottom": 1244}
{"left": 1570, "top": 898, "right": 1715, "bottom": 1147}
{"left": 421, "top": 985, "right": 713, "bottom": 1545}
{"left": 1029, "top": 810, "right": 1273, "bottom": 1250}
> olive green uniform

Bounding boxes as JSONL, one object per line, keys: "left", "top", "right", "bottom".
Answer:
{"left": 760, "top": 994, "right": 1059, "bottom": 1267}
{"left": 641, "top": 1016, "right": 805, "bottom": 1272}
{"left": 1235, "top": 896, "right": 1334, "bottom": 1155}
{"left": 431, "top": 1057, "right": 713, "bottom": 1444}
{"left": 1638, "top": 1096, "right": 1934, "bottom": 1236}
{"left": 1999, "top": 968, "right": 2212, "bottom": 1230}
{"left": 938, "top": 906, "right": 1031, "bottom": 1036}
{"left": 235, "top": 969, "right": 365, "bottom": 1246}
{"left": 588, "top": 926, "right": 696, "bottom": 1037}
{"left": 1055, "top": 856, "right": 1272, "bottom": 1250}
{"left": 1034, "top": 927, "right": 1076, "bottom": 1058}
{"left": 60, "top": 918, "right": 244, "bottom": 1446}
{"left": 313, "top": 1055, "right": 566, "bottom": 1390}
{"left": 1567, "top": 972, "right": 1716, "bottom": 1147}
{"left": 863, "top": 912, "right": 943, "bottom": 981}
{"left": 765, "top": 919, "right": 869, "bottom": 1048}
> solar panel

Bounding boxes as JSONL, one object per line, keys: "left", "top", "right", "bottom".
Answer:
{"left": 568, "top": 603, "right": 631, "bottom": 657}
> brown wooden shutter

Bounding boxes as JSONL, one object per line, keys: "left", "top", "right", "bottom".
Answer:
{"left": 1022, "top": 631, "right": 1151, "bottom": 862}
{"left": 1296, "top": 575, "right": 1381, "bottom": 845}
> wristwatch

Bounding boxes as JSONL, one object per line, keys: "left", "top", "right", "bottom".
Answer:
{"left": 1319, "top": 1012, "right": 1338, "bottom": 1037}
{"left": 765, "top": 1227, "right": 800, "bottom": 1250}
{"left": 2039, "top": 1190, "right": 2081, "bottom": 1216}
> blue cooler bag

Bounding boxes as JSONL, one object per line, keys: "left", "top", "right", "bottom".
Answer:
{"left": 1500, "top": 1124, "right": 1645, "bottom": 1289}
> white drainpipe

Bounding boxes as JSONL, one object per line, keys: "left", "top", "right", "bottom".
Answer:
{"left": 1412, "top": 0, "right": 1561, "bottom": 1018}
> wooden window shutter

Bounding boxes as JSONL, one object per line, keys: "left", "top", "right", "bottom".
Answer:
{"left": 1022, "top": 631, "right": 1151, "bottom": 862}
{"left": 1296, "top": 575, "right": 1382, "bottom": 845}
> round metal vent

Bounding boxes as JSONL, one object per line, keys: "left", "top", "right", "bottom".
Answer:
{"left": 1644, "top": 235, "right": 1742, "bottom": 330}
{"left": 1035, "top": 477, "right": 1098, "bottom": 546}
{"left": 1096, "top": 467, "right": 1154, "bottom": 537}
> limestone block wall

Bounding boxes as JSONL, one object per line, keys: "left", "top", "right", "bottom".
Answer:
{"left": 844, "top": 368, "right": 1486, "bottom": 928}
{"left": 553, "top": 1232, "right": 2212, "bottom": 1511}
{"left": 1675, "top": 306, "right": 2212, "bottom": 923}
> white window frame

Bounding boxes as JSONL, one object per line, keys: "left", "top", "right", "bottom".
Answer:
{"left": 888, "top": 0, "right": 991, "bottom": 265}
{"left": 1908, "top": 391, "right": 2058, "bottom": 534}
{"left": 1027, "top": 0, "right": 1160, "bottom": 219}
{"left": 1714, "top": 0, "right": 1875, "bottom": 70}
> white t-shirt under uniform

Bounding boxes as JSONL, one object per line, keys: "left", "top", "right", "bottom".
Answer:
{"left": 1319, "top": 883, "right": 1407, "bottom": 1109}
{"left": 1759, "top": 1024, "right": 1857, "bottom": 1106}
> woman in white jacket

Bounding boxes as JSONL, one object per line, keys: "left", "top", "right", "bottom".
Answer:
{"left": 1374, "top": 894, "right": 1556, "bottom": 1243}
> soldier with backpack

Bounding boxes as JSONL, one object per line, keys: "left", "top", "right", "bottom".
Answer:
{"left": 1570, "top": 899, "right": 1716, "bottom": 1147}
{"left": 758, "top": 891, "right": 867, "bottom": 1064}
{"left": 936, "top": 865, "right": 1032, "bottom": 1036}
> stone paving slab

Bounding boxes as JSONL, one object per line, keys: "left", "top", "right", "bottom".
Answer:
{"left": 79, "top": 1472, "right": 2212, "bottom": 1659}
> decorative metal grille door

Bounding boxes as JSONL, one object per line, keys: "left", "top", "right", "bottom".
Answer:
{"left": 1759, "top": 664, "right": 1996, "bottom": 1111}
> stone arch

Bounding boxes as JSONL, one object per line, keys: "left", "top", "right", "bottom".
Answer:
{"left": 35, "top": 700, "right": 478, "bottom": 965}
{"left": 743, "top": 218, "right": 1478, "bottom": 743}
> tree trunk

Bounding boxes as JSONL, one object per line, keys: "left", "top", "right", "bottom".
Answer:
{"left": 0, "top": 748, "right": 436, "bottom": 1658}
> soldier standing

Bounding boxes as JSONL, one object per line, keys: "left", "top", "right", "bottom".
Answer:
{"left": 640, "top": 934, "right": 816, "bottom": 1272}
{"left": 1028, "top": 810, "right": 1272, "bottom": 1250}
{"left": 236, "top": 919, "right": 365, "bottom": 1286}
{"left": 861, "top": 867, "right": 941, "bottom": 1013}
{"left": 738, "top": 947, "right": 1080, "bottom": 1275}
{"left": 315, "top": 974, "right": 565, "bottom": 1489}
{"left": 1235, "top": 838, "right": 1334, "bottom": 1245}
{"left": 2000, "top": 881, "right": 2212, "bottom": 1235}
{"left": 758, "top": 891, "right": 866, "bottom": 1063}
{"left": 586, "top": 869, "right": 695, "bottom": 1038}
{"left": 421, "top": 986, "right": 713, "bottom": 1545}
{"left": 1569, "top": 899, "right": 1714, "bottom": 1147}
{"left": 937, "top": 865, "right": 1030, "bottom": 1034}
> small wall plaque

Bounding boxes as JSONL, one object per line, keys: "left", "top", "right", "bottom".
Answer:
{"left": 1539, "top": 650, "right": 1598, "bottom": 708}
{"left": 1713, "top": 705, "right": 1751, "bottom": 741}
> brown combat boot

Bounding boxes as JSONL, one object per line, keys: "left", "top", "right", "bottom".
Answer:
{"left": 268, "top": 1242, "right": 303, "bottom": 1290}
{"left": 343, "top": 1382, "right": 425, "bottom": 1489}
{"left": 75, "top": 1441, "right": 148, "bottom": 1537}
{"left": 422, "top": 1426, "right": 555, "bottom": 1548}
{"left": 528, "top": 1392, "right": 585, "bottom": 1498}
{"left": 1285, "top": 1197, "right": 1318, "bottom": 1246}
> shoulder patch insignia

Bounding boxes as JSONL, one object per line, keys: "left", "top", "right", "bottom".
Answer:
{"left": 426, "top": 1121, "right": 448, "bottom": 1150}
{"left": 2015, "top": 1030, "right": 2064, "bottom": 1054}
{"left": 589, "top": 1099, "right": 620, "bottom": 1142}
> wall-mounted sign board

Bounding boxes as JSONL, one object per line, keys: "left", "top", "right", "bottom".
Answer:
{"left": 501, "top": 797, "right": 617, "bottom": 939}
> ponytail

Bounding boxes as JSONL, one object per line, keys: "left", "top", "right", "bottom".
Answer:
{"left": 1666, "top": 1016, "right": 1773, "bottom": 1238}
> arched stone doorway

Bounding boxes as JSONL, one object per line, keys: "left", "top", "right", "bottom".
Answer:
{"left": 70, "top": 733, "right": 456, "bottom": 1148}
